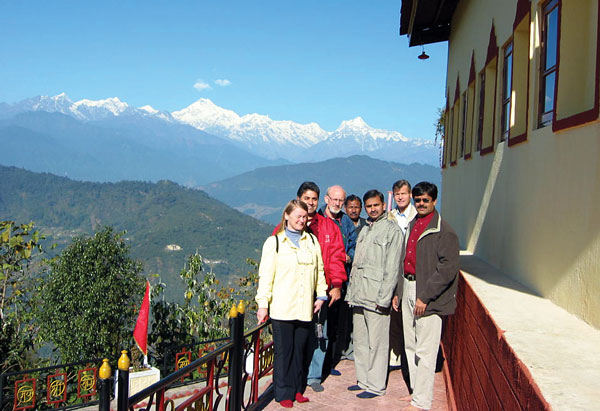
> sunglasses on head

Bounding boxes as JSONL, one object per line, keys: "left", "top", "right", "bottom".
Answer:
{"left": 413, "top": 197, "right": 431, "bottom": 204}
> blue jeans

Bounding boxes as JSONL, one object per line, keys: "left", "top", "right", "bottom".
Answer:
{"left": 307, "top": 304, "right": 328, "bottom": 384}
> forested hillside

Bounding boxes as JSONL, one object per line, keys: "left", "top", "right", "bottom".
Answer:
{"left": 0, "top": 165, "right": 272, "bottom": 299}
{"left": 202, "top": 155, "right": 442, "bottom": 224}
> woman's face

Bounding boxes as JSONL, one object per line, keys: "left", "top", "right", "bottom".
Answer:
{"left": 285, "top": 206, "right": 308, "bottom": 231}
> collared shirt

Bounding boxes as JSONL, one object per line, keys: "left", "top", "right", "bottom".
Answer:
{"left": 395, "top": 210, "right": 409, "bottom": 233}
{"left": 391, "top": 203, "right": 417, "bottom": 236}
{"left": 403, "top": 211, "right": 435, "bottom": 275}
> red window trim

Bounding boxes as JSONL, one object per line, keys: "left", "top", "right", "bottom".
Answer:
{"left": 480, "top": 23, "right": 498, "bottom": 156}
{"left": 501, "top": 40, "right": 514, "bottom": 142}
{"left": 508, "top": 9, "right": 531, "bottom": 147}
{"left": 465, "top": 52, "right": 476, "bottom": 159}
{"left": 538, "top": 0, "right": 559, "bottom": 128}
{"left": 552, "top": 0, "right": 600, "bottom": 131}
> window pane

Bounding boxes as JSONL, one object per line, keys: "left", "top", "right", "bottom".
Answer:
{"left": 505, "top": 53, "right": 512, "bottom": 99}
{"left": 545, "top": 8, "right": 558, "bottom": 69}
{"left": 478, "top": 72, "right": 485, "bottom": 149}
{"left": 502, "top": 102, "right": 511, "bottom": 135}
{"left": 543, "top": 72, "right": 556, "bottom": 113}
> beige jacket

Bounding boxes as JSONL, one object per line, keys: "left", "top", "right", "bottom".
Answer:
{"left": 256, "top": 231, "right": 327, "bottom": 322}
{"left": 345, "top": 212, "right": 403, "bottom": 311}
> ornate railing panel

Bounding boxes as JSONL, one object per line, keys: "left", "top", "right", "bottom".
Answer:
{"left": 0, "top": 359, "right": 103, "bottom": 411}
{"left": 162, "top": 337, "right": 229, "bottom": 386}
{"left": 121, "top": 315, "right": 273, "bottom": 411}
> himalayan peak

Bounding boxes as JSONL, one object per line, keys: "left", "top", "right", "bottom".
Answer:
{"left": 1, "top": 93, "right": 437, "bottom": 164}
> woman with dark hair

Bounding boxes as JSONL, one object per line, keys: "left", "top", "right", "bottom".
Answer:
{"left": 256, "top": 199, "right": 327, "bottom": 408}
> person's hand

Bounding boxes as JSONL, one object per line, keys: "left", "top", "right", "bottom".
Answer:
{"left": 314, "top": 299, "right": 324, "bottom": 313}
{"left": 346, "top": 254, "right": 351, "bottom": 263}
{"left": 414, "top": 298, "right": 427, "bottom": 317}
{"left": 257, "top": 308, "right": 269, "bottom": 324}
{"left": 392, "top": 295, "right": 399, "bottom": 311}
{"left": 328, "top": 287, "right": 342, "bottom": 306}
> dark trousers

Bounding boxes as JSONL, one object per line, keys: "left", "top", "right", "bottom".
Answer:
{"left": 335, "top": 289, "right": 354, "bottom": 360}
{"left": 271, "top": 319, "right": 311, "bottom": 402}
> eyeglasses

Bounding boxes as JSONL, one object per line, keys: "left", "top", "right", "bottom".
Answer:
{"left": 413, "top": 198, "right": 432, "bottom": 204}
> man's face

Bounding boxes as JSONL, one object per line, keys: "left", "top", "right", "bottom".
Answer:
{"left": 345, "top": 199, "right": 362, "bottom": 221}
{"left": 364, "top": 196, "right": 385, "bottom": 220}
{"left": 393, "top": 186, "right": 411, "bottom": 211}
{"left": 413, "top": 193, "right": 437, "bottom": 217}
{"left": 325, "top": 187, "right": 345, "bottom": 215}
{"left": 298, "top": 190, "right": 319, "bottom": 215}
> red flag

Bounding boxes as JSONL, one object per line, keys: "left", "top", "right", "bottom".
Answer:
{"left": 133, "top": 280, "right": 150, "bottom": 356}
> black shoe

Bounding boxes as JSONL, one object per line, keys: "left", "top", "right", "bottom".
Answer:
{"left": 347, "top": 384, "right": 362, "bottom": 392}
{"left": 330, "top": 369, "right": 341, "bottom": 376}
{"left": 309, "top": 382, "right": 324, "bottom": 392}
{"left": 357, "top": 391, "right": 379, "bottom": 399}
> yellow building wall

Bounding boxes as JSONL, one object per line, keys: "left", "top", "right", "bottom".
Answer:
{"left": 441, "top": 0, "right": 600, "bottom": 328}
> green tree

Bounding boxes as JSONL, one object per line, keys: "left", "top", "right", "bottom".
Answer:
{"left": 38, "top": 226, "right": 145, "bottom": 363}
{"left": 0, "top": 221, "right": 45, "bottom": 372}
{"left": 149, "top": 253, "right": 258, "bottom": 366}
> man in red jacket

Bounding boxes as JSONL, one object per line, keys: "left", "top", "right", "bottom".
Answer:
{"left": 274, "top": 182, "right": 347, "bottom": 393}
{"left": 298, "top": 182, "right": 347, "bottom": 392}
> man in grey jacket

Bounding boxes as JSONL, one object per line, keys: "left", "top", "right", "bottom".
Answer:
{"left": 392, "top": 182, "right": 459, "bottom": 411}
{"left": 345, "top": 190, "right": 403, "bottom": 398}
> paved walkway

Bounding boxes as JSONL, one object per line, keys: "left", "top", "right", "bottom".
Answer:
{"left": 86, "top": 359, "right": 449, "bottom": 410}
{"left": 261, "top": 359, "right": 449, "bottom": 410}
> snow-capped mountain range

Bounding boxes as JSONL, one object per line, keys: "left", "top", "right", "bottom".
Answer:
{"left": 0, "top": 93, "right": 438, "bottom": 165}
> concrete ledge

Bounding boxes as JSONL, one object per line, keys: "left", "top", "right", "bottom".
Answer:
{"left": 458, "top": 253, "right": 600, "bottom": 411}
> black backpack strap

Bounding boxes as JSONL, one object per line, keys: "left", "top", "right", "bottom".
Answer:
{"left": 273, "top": 235, "right": 279, "bottom": 253}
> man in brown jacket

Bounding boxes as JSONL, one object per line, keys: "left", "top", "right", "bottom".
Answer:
{"left": 392, "top": 182, "right": 459, "bottom": 411}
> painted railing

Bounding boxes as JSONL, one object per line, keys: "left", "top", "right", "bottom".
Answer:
{"left": 102, "top": 302, "right": 274, "bottom": 411}
{"left": 0, "top": 358, "right": 103, "bottom": 411}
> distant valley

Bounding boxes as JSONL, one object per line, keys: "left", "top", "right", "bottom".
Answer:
{"left": 201, "top": 155, "right": 441, "bottom": 224}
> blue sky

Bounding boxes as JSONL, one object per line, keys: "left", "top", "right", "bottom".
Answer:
{"left": 0, "top": 1, "right": 448, "bottom": 140}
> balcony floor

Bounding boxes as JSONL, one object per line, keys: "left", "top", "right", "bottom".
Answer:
{"left": 261, "top": 358, "right": 449, "bottom": 410}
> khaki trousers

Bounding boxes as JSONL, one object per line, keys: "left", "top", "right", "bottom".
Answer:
{"left": 402, "top": 277, "right": 442, "bottom": 410}
{"left": 352, "top": 306, "right": 390, "bottom": 395}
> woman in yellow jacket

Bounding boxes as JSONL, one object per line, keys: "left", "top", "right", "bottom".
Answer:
{"left": 256, "top": 199, "right": 327, "bottom": 408}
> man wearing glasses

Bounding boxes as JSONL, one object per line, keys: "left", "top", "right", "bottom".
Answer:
{"left": 392, "top": 182, "right": 459, "bottom": 411}
{"left": 318, "top": 186, "right": 358, "bottom": 368}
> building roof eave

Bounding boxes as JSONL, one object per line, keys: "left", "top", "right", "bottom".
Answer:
{"left": 399, "top": 0, "right": 459, "bottom": 47}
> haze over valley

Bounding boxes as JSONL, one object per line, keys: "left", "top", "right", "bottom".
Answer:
{"left": 1, "top": 93, "right": 441, "bottom": 295}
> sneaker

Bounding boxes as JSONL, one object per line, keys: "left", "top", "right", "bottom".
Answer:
{"left": 347, "top": 384, "right": 362, "bottom": 391}
{"left": 329, "top": 369, "right": 342, "bottom": 376}
{"left": 356, "top": 391, "right": 379, "bottom": 399}
{"left": 280, "top": 399, "right": 293, "bottom": 408}
{"left": 295, "top": 393, "right": 310, "bottom": 403}
{"left": 309, "top": 382, "right": 324, "bottom": 392}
